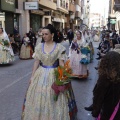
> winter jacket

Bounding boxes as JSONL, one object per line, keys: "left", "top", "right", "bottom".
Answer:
{"left": 92, "top": 75, "right": 120, "bottom": 120}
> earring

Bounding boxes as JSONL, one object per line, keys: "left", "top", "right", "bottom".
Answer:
{"left": 52, "top": 36, "right": 54, "bottom": 41}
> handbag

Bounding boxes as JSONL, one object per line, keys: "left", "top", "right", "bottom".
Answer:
{"left": 96, "top": 100, "right": 120, "bottom": 120}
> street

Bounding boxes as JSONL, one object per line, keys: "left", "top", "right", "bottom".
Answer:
{"left": 0, "top": 40, "right": 99, "bottom": 120}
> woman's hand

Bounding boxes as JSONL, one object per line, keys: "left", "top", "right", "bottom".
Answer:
{"left": 73, "top": 39, "right": 77, "bottom": 43}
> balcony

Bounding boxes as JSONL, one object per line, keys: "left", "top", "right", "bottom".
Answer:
{"left": 114, "top": 0, "right": 120, "bottom": 11}
{"left": 39, "top": 0, "right": 56, "bottom": 10}
{"left": 56, "top": 0, "right": 69, "bottom": 14}
{"left": 114, "top": 4, "right": 120, "bottom": 11}
{"left": 69, "top": 3, "right": 75, "bottom": 12}
{"left": 114, "top": 0, "right": 120, "bottom": 4}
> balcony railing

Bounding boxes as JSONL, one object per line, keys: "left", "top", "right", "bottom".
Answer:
{"left": 114, "top": 4, "right": 120, "bottom": 11}
{"left": 39, "top": 0, "right": 56, "bottom": 10}
{"left": 114, "top": 0, "right": 120, "bottom": 4}
{"left": 57, "top": 1, "right": 69, "bottom": 14}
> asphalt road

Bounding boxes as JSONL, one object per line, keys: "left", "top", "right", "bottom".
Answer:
{"left": 0, "top": 40, "right": 99, "bottom": 120}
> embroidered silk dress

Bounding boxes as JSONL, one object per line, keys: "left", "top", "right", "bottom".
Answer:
{"left": 69, "top": 40, "right": 88, "bottom": 78}
{"left": 22, "top": 43, "right": 77, "bottom": 120}
{"left": 0, "top": 34, "right": 14, "bottom": 64}
{"left": 20, "top": 37, "right": 33, "bottom": 59}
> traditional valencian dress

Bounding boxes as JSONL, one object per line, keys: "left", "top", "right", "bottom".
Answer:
{"left": 20, "top": 37, "right": 33, "bottom": 59}
{"left": 0, "top": 33, "right": 14, "bottom": 64}
{"left": 22, "top": 43, "right": 77, "bottom": 120}
{"left": 84, "top": 31, "right": 94, "bottom": 62}
{"left": 69, "top": 39, "right": 88, "bottom": 78}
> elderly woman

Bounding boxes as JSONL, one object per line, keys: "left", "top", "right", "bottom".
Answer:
{"left": 113, "top": 44, "right": 120, "bottom": 54}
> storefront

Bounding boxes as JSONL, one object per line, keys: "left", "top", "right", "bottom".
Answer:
{"left": 30, "top": 10, "right": 43, "bottom": 32}
{"left": 0, "top": 0, "right": 16, "bottom": 34}
{"left": 52, "top": 17, "right": 66, "bottom": 31}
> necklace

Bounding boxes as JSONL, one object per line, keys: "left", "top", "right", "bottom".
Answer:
{"left": 45, "top": 44, "right": 49, "bottom": 47}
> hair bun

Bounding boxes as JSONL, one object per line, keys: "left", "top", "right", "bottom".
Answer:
{"left": 47, "top": 24, "right": 53, "bottom": 27}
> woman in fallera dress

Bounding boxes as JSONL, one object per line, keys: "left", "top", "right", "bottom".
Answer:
{"left": 0, "top": 28, "right": 14, "bottom": 64}
{"left": 20, "top": 33, "right": 33, "bottom": 59}
{"left": 22, "top": 24, "right": 77, "bottom": 120}
{"left": 69, "top": 30, "right": 89, "bottom": 78}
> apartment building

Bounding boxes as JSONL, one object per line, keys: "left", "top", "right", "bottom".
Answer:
{"left": 108, "top": 0, "right": 120, "bottom": 33}
{"left": 89, "top": 13, "right": 101, "bottom": 29}
{"left": 114, "top": 0, "right": 120, "bottom": 34}
{"left": 82, "top": 0, "right": 90, "bottom": 27}
{"left": 0, "top": 0, "right": 91, "bottom": 37}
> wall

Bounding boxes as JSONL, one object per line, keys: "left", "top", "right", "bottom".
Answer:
{"left": 16, "top": 0, "right": 30, "bottom": 37}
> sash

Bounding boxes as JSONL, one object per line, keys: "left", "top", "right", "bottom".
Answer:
{"left": 96, "top": 100, "right": 120, "bottom": 120}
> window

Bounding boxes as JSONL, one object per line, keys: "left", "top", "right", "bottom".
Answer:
{"left": 15, "top": 0, "right": 18, "bottom": 9}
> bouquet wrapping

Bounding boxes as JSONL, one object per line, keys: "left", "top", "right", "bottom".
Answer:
{"left": 51, "top": 60, "right": 72, "bottom": 101}
{"left": 80, "top": 46, "right": 91, "bottom": 65}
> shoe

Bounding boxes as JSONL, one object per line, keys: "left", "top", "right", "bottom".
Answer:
{"left": 96, "top": 56, "right": 101, "bottom": 60}
{"left": 97, "top": 53, "right": 100, "bottom": 55}
{"left": 84, "top": 105, "right": 93, "bottom": 111}
{"left": 97, "top": 47, "right": 100, "bottom": 50}
{"left": 94, "top": 67, "right": 98, "bottom": 70}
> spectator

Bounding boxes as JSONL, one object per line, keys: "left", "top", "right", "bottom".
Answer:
{"left": 67, "top": 29, "right": 74, "bottom": 45}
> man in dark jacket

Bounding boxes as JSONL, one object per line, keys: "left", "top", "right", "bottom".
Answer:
{"left": 28, "top": 28, "right": 36, "bottom": 51}
{"left": 67, "top": 29, "right": 74, "bottom": 45}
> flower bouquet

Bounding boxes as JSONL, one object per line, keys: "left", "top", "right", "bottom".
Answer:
{"left": 80, "top": 46, "right": 91, "bottom": 65}
{"left": 0, "top": 39, "right": 10, "bottom": 51}
{"left": 52, "top": 60, "right": 72, "bottom": 101}
{"left": 3, "top": 39, "right": 10, "bottom": 46}
{"left": 0, "top": 39, "right": 10, "bottom": 46}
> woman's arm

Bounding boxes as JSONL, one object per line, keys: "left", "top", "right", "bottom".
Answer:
{"left": 30, "top": 59, "right": 40, "bottom": 79}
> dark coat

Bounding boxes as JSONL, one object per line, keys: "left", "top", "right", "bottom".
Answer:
{"left": 92, "top": 75, "right": 120, "bottom": 120}
{"left": 67, "top": 31, "right": 74, "bottom": 40}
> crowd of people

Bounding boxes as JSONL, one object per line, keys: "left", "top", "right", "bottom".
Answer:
{"left": 0, "top": 24, "right": 120, "bottom": 120}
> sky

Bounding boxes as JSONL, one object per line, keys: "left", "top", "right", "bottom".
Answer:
{"left": 90, "top": 0, "right": 109, "bottom": 18}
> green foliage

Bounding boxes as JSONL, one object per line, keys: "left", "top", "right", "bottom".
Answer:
{"left": 54, "top": 66, "right": 72, "bottom": 86}
{"left": 3, "top": 40, "right": 9, "bottom": 46}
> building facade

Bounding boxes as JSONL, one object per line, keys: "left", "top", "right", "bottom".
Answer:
{"left": 89, "top": 13, "right": 101, "bottom": 29}
{"left": 114, "top": 0, "right": 120, "bottom": 34}
{"left": 82, "top": 0, "right": 90, "bottom": 27}
{"left": 0, "top": 0, "right": 91, "bottom": 37}
{"left": 108, "top": 0, "right": 120, "bottom": 34}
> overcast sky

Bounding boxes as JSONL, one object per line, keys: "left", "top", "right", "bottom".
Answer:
{"left": 90, "top": 0, "right": 109, "bottom": 18}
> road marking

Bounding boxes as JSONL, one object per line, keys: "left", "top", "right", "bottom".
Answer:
{"left": 0, "top": 72, "right": 32, "bottom": 94}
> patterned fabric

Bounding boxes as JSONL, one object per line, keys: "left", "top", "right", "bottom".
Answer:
{"left": 0, "top": 34, "right": 14, "bottom": 64}
{"left": 22, "top": 43, "right": 77, "bottom": 120}
{"left": 20, "top": 37, "right": 33, "bottom": 59}
{"left": 20, "top": 44, "right": 33, "bottom": 59}
{"left": 69, "top": 41, "right": 88, "bottom": 77}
